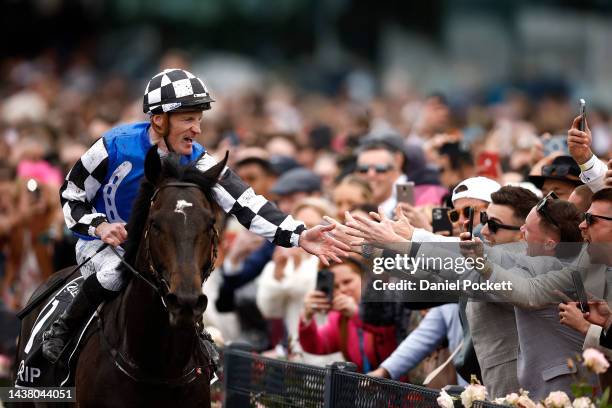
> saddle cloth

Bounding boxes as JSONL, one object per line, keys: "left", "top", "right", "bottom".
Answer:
{"left": 15, "top": 275, "right": 97, "bottom": 388}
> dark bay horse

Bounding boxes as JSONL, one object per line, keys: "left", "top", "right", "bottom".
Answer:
{"left": 15, "top": 147, "right": 227, "bottom": 407}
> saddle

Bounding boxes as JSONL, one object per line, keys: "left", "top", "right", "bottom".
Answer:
{"left": 15, "top": 275, "right": 97, "bottom": 388}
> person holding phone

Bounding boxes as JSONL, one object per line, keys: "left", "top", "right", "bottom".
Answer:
{"left": 299, "top": 258, "right": 397, "bottom": 373}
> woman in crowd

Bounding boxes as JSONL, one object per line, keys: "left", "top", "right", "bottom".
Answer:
{"left": 298, "top": 257, "right": 397, "bottom": 373}
{"left": 332, "top": 175, "right": 373, "bottom": 222}
{"left": 256, "top": 197, "right": 336, "bottom": 358}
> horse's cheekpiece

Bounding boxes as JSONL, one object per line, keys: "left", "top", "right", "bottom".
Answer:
{"left": 15, "top": 275, "right": 97, "bottom": 388}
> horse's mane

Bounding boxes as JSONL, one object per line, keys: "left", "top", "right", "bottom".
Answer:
{"left": 122, "top": 154, "right": 218, "bottom": 267}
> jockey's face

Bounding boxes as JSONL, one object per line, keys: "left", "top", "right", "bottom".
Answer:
{"left": 165, "top": 111, "right": 203, "bottom": 155}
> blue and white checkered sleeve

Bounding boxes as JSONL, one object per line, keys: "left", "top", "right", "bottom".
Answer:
{"left": 196, "top": 153, "right": 306, "bottom": 248}
{"left": 59, "top": 138, "right": 109, "bottom": 237}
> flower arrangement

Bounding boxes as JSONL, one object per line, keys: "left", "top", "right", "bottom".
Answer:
{"left": 437, "top": 349, "right": 611, "bottom": 408}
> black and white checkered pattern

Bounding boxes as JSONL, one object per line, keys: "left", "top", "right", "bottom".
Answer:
{"left": 143, "top": 69, "right": 214, "bottom": 115}
{"left": 196, "top": 154, "right": 306, "bottom": 247}
{"left": 61, "top": 136, "right": 306, "bottom": 247}
{"left": 60, "top": 138, "right": 109, "bottom": 237}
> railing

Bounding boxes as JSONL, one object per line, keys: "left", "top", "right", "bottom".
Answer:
{"left": 473, "top": 401, "right": 512, "bottom": 408}
{"left": 223, "top": 347, "right": 449, "bottom": 408}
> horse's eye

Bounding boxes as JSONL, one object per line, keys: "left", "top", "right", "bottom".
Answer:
{"left": 150, "top": 220, "right": 161, "bottom": 232}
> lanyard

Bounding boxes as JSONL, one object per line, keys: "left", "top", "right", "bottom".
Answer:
{"left": 357, "top": 327, "right": 371, "bottom": 373}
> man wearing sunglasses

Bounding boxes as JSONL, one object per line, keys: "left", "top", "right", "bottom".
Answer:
{"left": 355, "top": 143, "right": 405, "bottom": 218}
{"left": 480, "top": 187, "right": 538, "bottom": 246}
{"left": 461, "top": 186, "right": 538, "bottom": 397}
{"left": 562, "top": 189, "right": 612, "bottom": 355}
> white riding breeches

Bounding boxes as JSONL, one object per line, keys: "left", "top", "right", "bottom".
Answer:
{"left": 75, "top": 239, "right": 126, "bottom": 291}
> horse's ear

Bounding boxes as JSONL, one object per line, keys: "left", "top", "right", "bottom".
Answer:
{"left": 202, "top": 151, "right": 229, "bottom": 184}
{"left": 145, "top": 146, "right": 162, "bottom": 185}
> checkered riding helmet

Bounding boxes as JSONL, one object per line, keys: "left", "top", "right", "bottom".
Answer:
{"left": 142, "top": 68, "right": 215, "bottom": 115}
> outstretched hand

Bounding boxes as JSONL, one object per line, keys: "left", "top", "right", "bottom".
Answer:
{"left": 299, "top": 223, "right": 351, "bottom": 266}
{"left": 343, "top": 208, "right": 407, "bottom": 248}
{"left": 323, "top": 216, "right": 364, "bottom": 254}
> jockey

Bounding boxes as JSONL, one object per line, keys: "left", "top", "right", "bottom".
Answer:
{"left": 42, "top": 68, "right": 348, "bottom": 363}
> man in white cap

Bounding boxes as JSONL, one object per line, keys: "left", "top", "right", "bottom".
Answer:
{"left": 412, "top": 176, "right": 501, "bottom": 241}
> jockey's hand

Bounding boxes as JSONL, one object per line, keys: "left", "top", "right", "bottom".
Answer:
{"left": 96, "top": 222, "right": 127, "bottom": 247}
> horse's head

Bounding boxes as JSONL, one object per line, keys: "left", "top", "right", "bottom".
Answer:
{"left": 135, "top": 147, "right": 228, "bottom": 327}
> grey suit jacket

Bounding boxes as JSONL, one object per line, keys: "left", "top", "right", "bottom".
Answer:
{"left": 466, "top": 301, "right": 520, "bottom": 398}
{"left": 409, "top": 242, "right": 604, "bottom": 398}
{"left": 485, "top": 253, "right": 607, "bottom": 399}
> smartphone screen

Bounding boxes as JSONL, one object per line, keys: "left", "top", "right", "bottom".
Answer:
{"left": 396, "top": 182, "right": 415, "bottom": 205}
{"left": 316, "top": 269, "right": 335, "bottom": 303}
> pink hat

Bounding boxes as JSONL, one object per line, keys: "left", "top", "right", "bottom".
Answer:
{"left": 17, "top": 160, "right": 63, "bottom": 186}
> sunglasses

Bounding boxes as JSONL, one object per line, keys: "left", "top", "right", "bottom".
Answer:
{"left": 480, "top": 212, "right": 521, "bottom": 234}
{"left": 536, "top": 191, "right": 560, "bottom": 229}
{"left": 356, "top": 164, "right": 393, "bottom": 174}
{"left": 583, "top": 212, "right": 612, "bottom": 226}
{"left": 448, "top": 206, "right": 486, "bottom": 223}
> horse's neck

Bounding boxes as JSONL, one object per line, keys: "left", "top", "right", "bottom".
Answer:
{"left": 114, "top": 275, "right": 197, "bottom": 374}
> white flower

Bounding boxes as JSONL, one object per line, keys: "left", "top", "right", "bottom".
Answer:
{"left": 461, "top": 384, "right": 488, "bottom": 408}
{"left": 544, "top": 391, "right": 572, "bottom": 408}
{"left": 505, "top": 393, "right": 520, "bottom": 405}
{"left": 498, "top": 391, "right": 536, "bottom": 408}
{"left": 494, "top": 398, "right": 508, "bottom": 405}
{"left": 516, "top": 394, "right": 537, "bottom": 408}
{"left": 582, "top": 348, "right": 610, "bottom": 374}
{"left": 572, "top": 397, "right": 595, "bottom": 408}
{"left": 437, "top": 390, "right": 455, "bottom": 408}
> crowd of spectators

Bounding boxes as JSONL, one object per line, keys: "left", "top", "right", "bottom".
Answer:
{"left": 0, "top": 48, "right": 611, "bottom": 400}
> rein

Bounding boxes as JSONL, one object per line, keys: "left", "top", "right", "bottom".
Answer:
{"left": 99, "top": 180, "right": 218, "bottom": 386}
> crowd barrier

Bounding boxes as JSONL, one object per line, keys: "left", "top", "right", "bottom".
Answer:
{"left": 223, "top": 347, "right": 500, "bottom": 408}
{"left": 473, "top": 401, "right": 512, "bottom": 408}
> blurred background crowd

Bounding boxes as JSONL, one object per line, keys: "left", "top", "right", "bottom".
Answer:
{"left": 1, "top": 0, "right": 612, "bottom": 397}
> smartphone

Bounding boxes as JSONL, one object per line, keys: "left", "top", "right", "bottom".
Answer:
{"left": 571, "top": 269, "right": 590, "bottom": 313}
{"left": 579, "top": 98, "right": 587, "bottom": 132}
{"left": 542, "top": 135, "right": 569, "bottom": 156}
{"left": 316, "top": 269, "right": 335, "bottom": 303}
{"left": 396, "top": 182, "right": 415, "bottom": 205}
{"left": 466, "top": 207, "right": 475, "bottom": 239}
{"left": 477, "top": 152, "right": 500, "bottom": 179}
{"left": 432, "top": 208, "right": 453, "bottom": 235}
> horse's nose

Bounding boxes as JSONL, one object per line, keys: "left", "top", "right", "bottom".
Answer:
{"left": 166, "top": 293, "right": 208, "bottom": 316}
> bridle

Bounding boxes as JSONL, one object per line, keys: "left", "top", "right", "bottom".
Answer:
{"left": 100, "top": 180, "right": 219, "bottom": 386}
{"left": 113, "top": 181, "right": 219, "bottom": 309}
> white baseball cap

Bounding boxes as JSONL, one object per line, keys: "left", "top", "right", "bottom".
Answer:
{"left": 451, "top": 176, "right": 501, "bottom": 203}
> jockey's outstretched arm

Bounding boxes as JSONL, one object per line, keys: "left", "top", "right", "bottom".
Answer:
{"left": 196, "top": 153, "right": 305, "bottom": 248}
